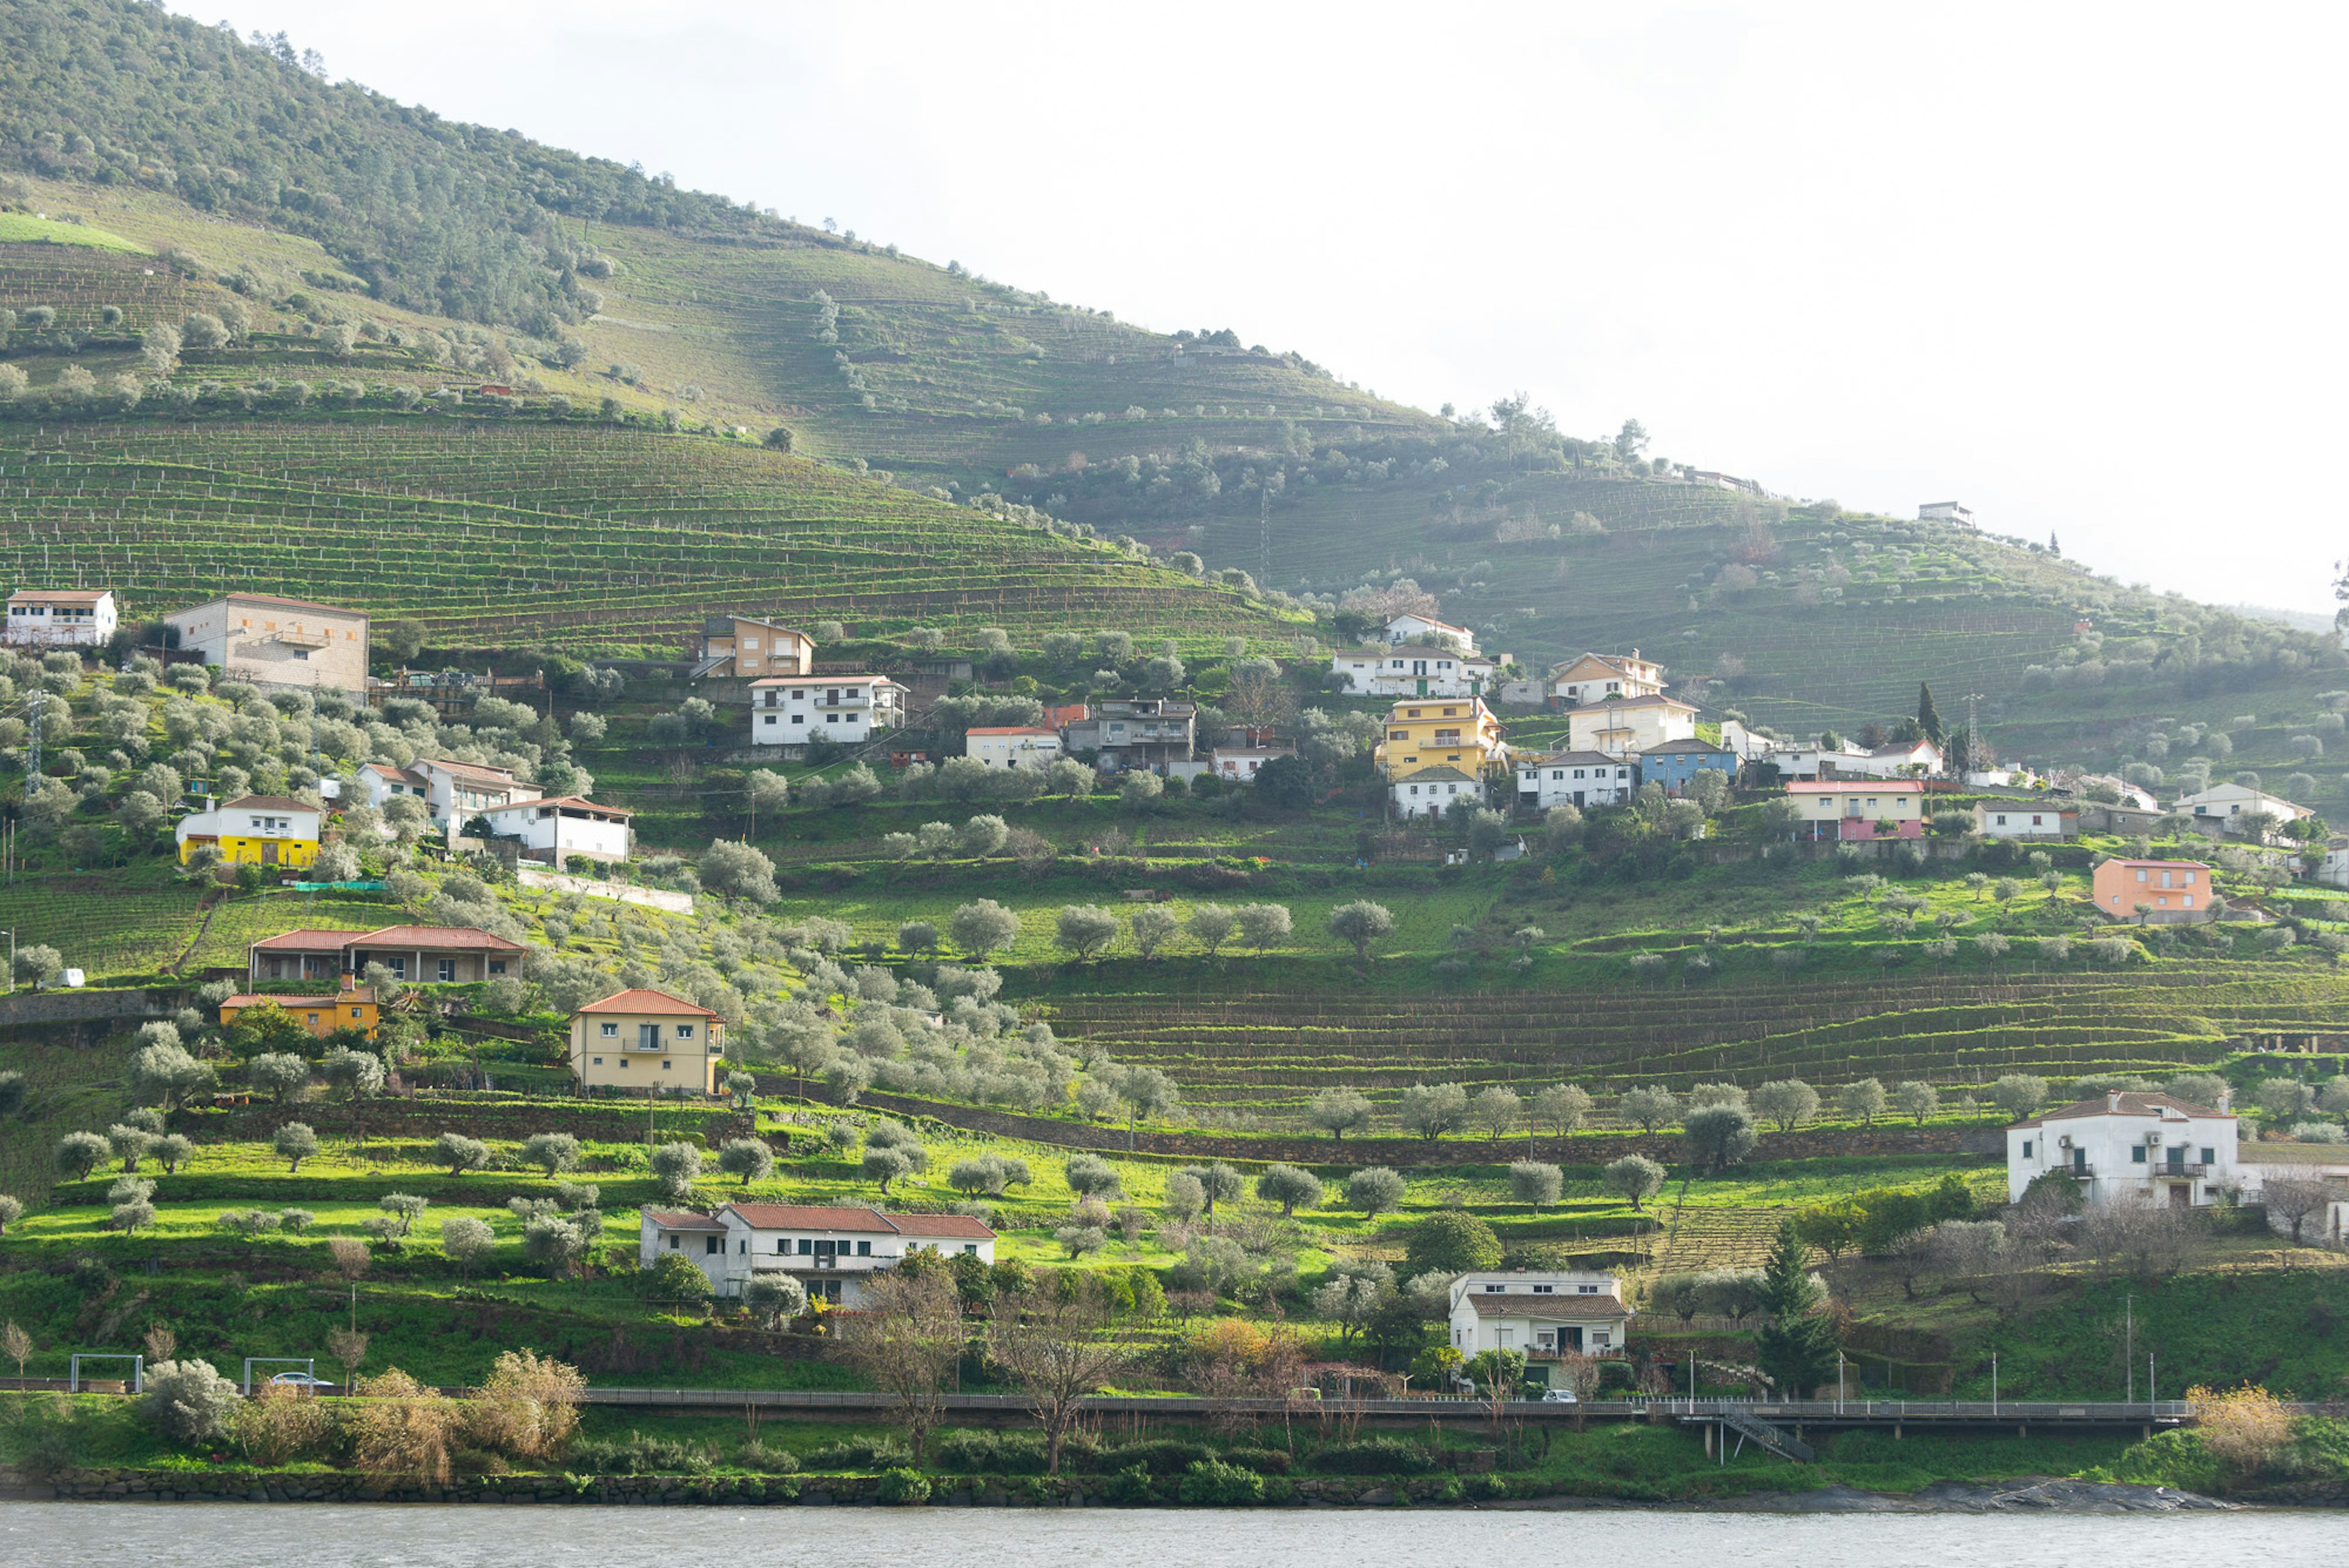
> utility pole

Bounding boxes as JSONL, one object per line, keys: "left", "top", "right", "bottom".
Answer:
{"left": 1962, "top": 691, "right": 1984, "bottom": 776}
{"left": 26, "top": 693, "right": 40, "bottom": 782}
{"left": 2125, "top": 1294, "right": 2134, "bottom": 1403}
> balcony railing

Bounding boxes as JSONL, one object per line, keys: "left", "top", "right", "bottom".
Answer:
{"left": 2146, "top": 1161, "right": 2210, "bottom": 1178}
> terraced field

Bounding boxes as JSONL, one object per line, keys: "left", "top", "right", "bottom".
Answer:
{"left": 0, "top": 423, "right": 1297, "bottom": 653}
{"left": 1042, "top": 968, "right": 2347, "bottom": 1117}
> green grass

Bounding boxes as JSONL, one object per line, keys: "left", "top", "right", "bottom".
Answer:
{"left": 0, "top": 215, "right": 146, "bottom": 253}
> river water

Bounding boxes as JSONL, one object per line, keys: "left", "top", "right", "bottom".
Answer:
{"left": 0, "top": 1503, "right": 2318, "bottom": 1566}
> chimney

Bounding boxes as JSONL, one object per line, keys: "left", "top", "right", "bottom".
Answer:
{"left": 2219, "top": 1088, "right": 2233, "bottom": 1114}
{"left": 341, "top": 973, "right": 355, "bottom": 994}
{"left": 2107, "top": 1090, "right": 2121, "bottom": 1113}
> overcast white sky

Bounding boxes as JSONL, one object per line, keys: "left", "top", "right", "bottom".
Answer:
{"left": 177, "top": 2, "right": 2347, "bottom": 615}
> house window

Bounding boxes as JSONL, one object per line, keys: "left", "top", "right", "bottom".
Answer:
{"left": 437, "top": 959, "right": 456, "bottom": 983}
{"left": 662, "top": 1060, "right": 673, "bottom": 1071}
{"left": 2132, "top": 1146, "right": 2148, "bottom": 1164}
{"left": 638, "top": 1024, "right": 660, "bottom": 1049}
{"left": 826, "top": 712, "right": 839, "bottom": 724}
{"left": 857, "top": 1241, "right": 873, "bottom": 1256}
{"left": 601, "top": 1022, "right": 618, "bottom": 1037}
{"left": 1532, "top": 1284, "right": 1553, "bottom": 1293}
{"left": 667, "top": 1235, "right": 679, "bottom": 1250}
{"left": 592, "top": 1057, "right": 603, "bottom": 1066}
{"left": 1484, "top": 1284, "right": 1505, "bottom": 1293}
{"left": 799, "top": 1239, "right": 814, "bottom": 1255}
{"left": 765, "top": 715, "right": 777, "bottom": 725}
{"left": 703, "top": 1235, "right": 721, "bottom": 1255}
{"left": 617, "top": 1058, "right": 629, "bottom": 1069}
{"left": 1577, "top": 1284, "right": 1600, "bottom": 1294}
{"left": 677, "top": 1024, "right": 696, "bottom": 1040}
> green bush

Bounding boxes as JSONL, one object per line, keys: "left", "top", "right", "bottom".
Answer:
{"left": 806, "top": 1435, "right": 913, "bottom": 1471}
{"left": 875, "top": 1466, "right": 932, "bottom": 1506}
{"left": 1310, "top": 1437, "right": 1434, "bottom": 1474}
{"left": 1102, "top": 1463, "right": 1155, "bottom": 1504}
{"left": 1226, "top": 1446, "right": 1292, "bottom": 1475}
{"left": 1177, "top": 1457, "right": 1264, "bottom": 1504}
{"left": 571, "top": 1432, "right": 713, "bottom": 1475}
{"left": 1091, "top": 1438, "right": 1212, "bottom": 1474}
{"left": 935, "top": 1429, "right": 1050, "bottom": 1474}
{"left": 1465, "top": 1473, "right": 1510, "bottom": 1500}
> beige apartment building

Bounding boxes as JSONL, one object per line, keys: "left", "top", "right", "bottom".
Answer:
{"left": 568, "top": 988, "right": 725, "bottom": 1096}
{"left": 164, "top": 592, "right": 370, "bottom": 693}
{"left": 691, "top": 616, "right": 817, "bottom": 680}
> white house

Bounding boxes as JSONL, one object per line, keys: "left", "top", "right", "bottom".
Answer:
{"left": 477, "top": 795, "right": 633, "bottom": 866}
{"left": 2309, "top": 839, "right": 2349, "bottom": 890}
{"left": 2174, "top": 782, "right": 2314, "bottom": 839}
{"left": 1547, "top": 651, "right": 1664, "bottom": 710}
{"left": 404, "top": 757, "right": 544, "bottom": 833}
{"left": 1330, "top": 645, "right": 1497, "bottom": 699}
{"left": 1973, "top": 801, "right": 2077, "bottom": 840}
{"left": 356, "top": 762, "right": 431, "bottom": 815}
{"left": 173, "top": 793, "right": 324, "bottom": 867}
{"left": 750, "top": 674, "right": 908, "bottom": 746}
{"left": 639, "top": 1203, "right": 997, "bottom": 1305}
{"left": 1382, "top": 613, "right": 1478, "bottom": 657}
{"left": 1446, "top": 1271, "right": 1632, "bottom": 1364}
{"left": 1918, "top": 502, "right": 1975, "bottom": 527}
{"left": 1516, "top": 749, "right": 1636, "bottom": 810}
{"left": 1565, "top": 694, "right": 1698, "bottom": 759}
{"left": 1211, "top": 742, "right": 1295, "bottom": 782}
{"left": 966, "top": 726, "right": 1063, "bottom": 770}
{"left": 2006, "top": 1090, "right": 2241, "bottom": 1209}
{"left": 1786, "top": 779, "right": 1927, "bottom": 841}
{"left": 5, "top": 589, "right": 116, "bottom": 648}
{"left": 1392, "top": 763, "right": 1479, "bottom": 820}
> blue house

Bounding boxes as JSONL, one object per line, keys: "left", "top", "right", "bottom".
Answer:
{"left": 1638, "top": 737, "right": 1738, "bottom": 796}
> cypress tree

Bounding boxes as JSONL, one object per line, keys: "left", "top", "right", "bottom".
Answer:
{"left": 1753, "top": 1219, "right": 1840, "bottom": 1396}
{"left": 1916, "top": 683, "right": 1945, "bottom": 746}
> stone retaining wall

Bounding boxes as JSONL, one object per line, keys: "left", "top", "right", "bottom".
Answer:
{"left": 173, "top": 1102, "right": 759, "bottom": 1148}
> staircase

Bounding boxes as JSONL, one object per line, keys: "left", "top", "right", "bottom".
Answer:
{"left": 1714, "top": 1406, "right": 1814, "bottom": 1463}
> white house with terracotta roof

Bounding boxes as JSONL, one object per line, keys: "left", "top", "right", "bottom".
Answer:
{"left": 1330, "top": 645, "right": 1497, "bottom": 699}
{"left": 1566, "top": 694, "right": 1698, "bottom": 759}
{"left": 5, "top": 589, "right": 116, "bottom": 648}
{"left": 2173, "top": 782, "right": 2314, "bottom": 840}
{"left": 1383, "top": 612, "right": 1478, "bottom": 658}
{"left": 163, "top": 592, "right": 369, "bottom": 693}
{"left": 750, "top": 674, "right": 907, "bottom": 747}
{"left": 1516, "top": 748, "right": 1636, "bottom": 810}
{"left": 2006, "top": 1089, "right": 2242, "bottom": 1209}
{"left": 1447, "top": 1271, "right": 1632, "bottom": 1368}
{"left": 247, "top": 924, "right": 526, "bottom": 984}
{"left": 478, "top": 795, "right": 632, "bottom": 866}
{"left": 356, "top": 762, "right": 431, "bottom": 813}
{"left": 1547, "top": 651, "right": 1663, "bottom": 710}
{"left": 1390, "top": 763, "right": 1480, "bottom": 820}
{"left": 967, "top": 726, "right": 1063, "bottom": 770}
{"left": 568, "top": 988, "right": 725, "bottom": 1096}
{"left": 639, "top": 1202, "right": 996, "bottom": 1304}
{"left": 1974, "top": 801, "right": 2077, "bottom": 841}
{"left": 409, "top": 757, "right": 544, "bottom": 831}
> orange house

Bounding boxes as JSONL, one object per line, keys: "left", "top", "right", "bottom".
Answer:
{"left": 2091, "top": 858, "right": 2213, "bottom": 924}
{"left": 220, "top": 975, "right": 380, "bottom": 1041}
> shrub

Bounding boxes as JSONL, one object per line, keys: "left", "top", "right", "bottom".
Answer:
{"left": 875, "top": 1466, "right": 932, "bottom": 1505}
{"left": 1405, "top": 1209, "right": 1502, "bottom": 1274}
{"left": 521, "top": 1132, "right": 581, "bottom": 1175}
{"left": 434, "top": 1132, "right": 489, "bottom": 1175}
{"left": 1311, "top": 1436, "right": 1436, "bottom": 1474}
{"left": 1178, "top": 1457, "right": 1264, "bottom": 1504}
{"left": 140, "top": 1358, "right": 241, "bottom": 1445}
{"left": 1345, "top": 1166, "right": 1406, "bottom": 1217}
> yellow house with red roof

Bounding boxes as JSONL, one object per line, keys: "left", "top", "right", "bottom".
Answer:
{"left": 568, "top": 987, "right": 725, "bottom": 1095}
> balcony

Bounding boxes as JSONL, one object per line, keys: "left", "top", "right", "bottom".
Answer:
{"left": 2145, "top": 1161, "right": 2210, "bottom": 1178}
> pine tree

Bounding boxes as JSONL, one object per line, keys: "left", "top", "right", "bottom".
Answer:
{"left": 1753, "top": 1219, "right": 1839, "bottom": 1396}
{"left": 1916, "top": 683, "right": 1944, "bottom": 746}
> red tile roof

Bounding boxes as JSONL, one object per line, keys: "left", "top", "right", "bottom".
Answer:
{"left": 483, "top": 795, "right": 633, "bottom": 816}
{"left": 2011, "top": 1091, "right": 2227, "bottom": 1129}
{"left": 967, "top": 726, "right": 1059, "bottom": 737}
{"left": 642, "top": 1210, "right": 727, "bottom": 1232}
{"left": 177, "top": 591, "right": 362, "bottom": 616}
{"left": 224, "top": 988, "right": 376, "bottom": 1009}
{"left": 575, "top": 987, "right": 716, "bottom": 1017}
{"left": 1462, "top": 1294, "right": 1631, "bottom": 1320}
{"left": 721, "top": 1203, "right": 900, "bottom": 1233}
{"left": 10, "top": 589, "right": 111, "bottom": 604}
{"left": 251, "top": 929, "right": 370, "bottom": 951}
{"left": 416, "top": 757, "right": 524, "bottom": 784}
{"left": 351, "top": 925, "right": 527, "bottom": 952}
{"left": 362, "top": 764, "right": 428, "bottom": 787}
{"left": 887, "top": 1212, "right": 998, "bottom": 1239}
{"left": 1788, "top": 781, "right": 1927, "bottom": 794}
{"left": 220, "top": 795, "right": 322, "bottom": 812}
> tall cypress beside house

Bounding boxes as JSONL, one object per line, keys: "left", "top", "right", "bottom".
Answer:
{"left": 1916, "top": 683, "right": 1945, "bottom": 746}
{"left": 1753, "top": 1219, "right": 1841, "bottom": 1397}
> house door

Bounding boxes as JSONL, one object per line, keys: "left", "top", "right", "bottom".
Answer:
{"left": 1573, "top": 791, "right": 1585, "bottom": 807}
{"left": 262, "top": 842, "right": 278, "bottom": 864}
{"left": 2168, "top": 1184, "right": 2190, "bottom": 1210}
{"left": 2072, "top": 1148, "right": 2087, "bottom": 1175}
{"left": 1415, "top": 678, "right": 1428, "bottom": 696}
{"left": 1562, "top": 1326, "right": 1583, "bottom": 1351}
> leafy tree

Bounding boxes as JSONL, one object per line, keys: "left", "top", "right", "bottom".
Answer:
{"left": 1532, "top": 1083, "right": 1594, "bottom": 1136}
{"left": 1617, "top": 1085, "right": 1680, "bottom": 1132}
{"left": 1404, "top": 1209, "right": 1502, "bottom": 1274}
{"left": 1307, "top": 1087, "right": 1375, "bottom": 1140}
{"left": 863, "top": 1146, "right": 915, "bottom": 1195}
{"left": 745, "top": 1273, "right": 808, "bottom": 1328}
{"left": 519, "top": 1132, "right": 581, "bottom": 1176}
{"left": 1893, "top": 1081, "right": 1940, "bottom": 1124}
{"left": 13, "top": 945, "right": 62, "bottom": 989}
{"left": 718, "top": 1138, "right": 776, "bottom": 1187}
{"left": 1988, "top": 1073, "right": 2048, "bottom": 1121}
{"left": 650, "top": 1141, "right": 703, "bottom": 1202}
{"left": 1682, "top": 1104, "right": 1759, "bottom": 1173}
{"left": 1470, "top": 1086, "right": 1523, "bottom": 1139}
{"left": 1234, "top": 902, "right": 1292, "bottom": 953}
{"left": 55, "top": 1131, "right": 109, "bottom": 1181}
{"left": 247, "top": 1052, "right": 310, "bottom": 1104}
{"left": 1752, "top": 1079, "right": 1820, "bottom": 1132}
{"left": 439, "top": 1216, "right": 495, "bottom": 1280}
{"left": 2257, "top": 1077, "right": 2317, "bottom": 1124}
{"left": 321, "top": 1047, "right": 386, "bottom": 1101}
{"left": 949, "top": 899, "right": 1021, "bottom": 959}
{"left": 273, "top": 1122, "right": 321, "bottom": 1172}
{"left": 1253, "top": 754, "right": 1316, "bottom": 809}
{"left": 521, "top": 1215, "right": 590, "bottom": 1281}
{"left": 1054, "top": 904, "right": 1122, "bottom": 961}
{"left": 1508, "top": 1160, "right": 1563, "bottom": 1210}
{"left": 1601, "top": 1153, "right": 1666, "bottom": 1211}
{"left": 699, "top": 839, "right": 779, "bottom": 902}
{"left": 132, "top": 1039, "right": 215, "bottom": 1109}
{"left": 1162, "top": 1170, "right": 1208, "bottom": 1222}
{"left": 1397, "top": 1082, "right": 1470, "bottom": 1140}
{"left": 957, "top": 814, "right": 1009, "bottom": 857}
{"left": 1118, "top": 770, "right": 1164, "bottom": 811}
{"left": 1256, "top": 1164, "right": 1323, "bottom": 1216}
{"left": 1186, "top": 904, "right": 1238, "bottom": 957}
{"left": 1837, "top": 1078, "right": 1887, "bottom": 1126}
{"left": 1128, "top": 904, "right": 1179, "bottom": 959}
{"left": 1345, "top": 1166, "right": 1407, "bottom": 1217}
{"left": 1327, "top": 900, "right": 1395, "bottom": 962}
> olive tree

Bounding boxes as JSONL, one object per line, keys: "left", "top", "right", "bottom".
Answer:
{"left": 140, "top": 1359, "right": 241, "bottom": 1444}
{"left": 273, "top": 1122, "right": 321, "bottom": 1172}
{"left": 1307, "top": 1087, "right": 1375, "bottom": 1140}
{"left": 435, "top": 1133, "right": 489, "bottom": 1176}
{"left": 1508, "top": 1160, "right": 1564, "bottom": 1210}
{"left": 247, "top": 1052, "right": 311, "bottom": 1104}
{"left": 1602, "top": 1153, "right": 1668, "bottom": 1211}
{"left": 1327, "top": 900, "right": 1395, "bottom": 962}
{"left": 718, "top": 1137, "right": 776, "bottom": 1187}
{"left": 521, "top": 1132, "right": 581, "bottom": 1176}
{"left": 1054, "top": 904, "right": 1123, "bottom": 961}
{"left": 1752, "top": 1079, "right": 1820, "bottom": 1132}
{"left": 439, "top": 1216, "right": 495, "bottom": 1280}
{"left": 1617, "top": 1085, "right": 1680, "bottom": 1132}
{"left": 1256, "top": 1164, "right": 1324, "bottom": 1216}
{"left": 1235, "top": 902, "right": 1293, "bottom": 954}
{"left": 1893, "top": 1081, "right": 1941, "bottom": 1125}
{"left": 1187, "top": 904, "right": 1237, "bottom": 956}
{"left": 949, "top": 899, "right": 1021, "bottom": 959}
{"left": 1397, "top": 1082, "right": 1470, "bottom": 1141}
{"left": 650, "top": 1141, "right": 703, "bottom": 1202}
{"left": 1345, "top": 1165, "right": 1408, "bottom": 1217}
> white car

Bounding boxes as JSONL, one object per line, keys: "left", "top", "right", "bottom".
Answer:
{"left": 1538, "top": 1388, "right": 1579, "bottom": 1404}
{"left": 270, "top": 1372, "right": 336, "bottom": 1391}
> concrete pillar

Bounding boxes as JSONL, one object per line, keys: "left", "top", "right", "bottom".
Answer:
{"left": 1703, "top": 1422, "right": 1713, "bottom": 1458}
{"left": 1893, "top": 1423, "right": 1902, "bottom": 1440}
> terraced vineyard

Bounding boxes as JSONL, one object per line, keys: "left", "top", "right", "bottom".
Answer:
{"left": 0, "top": 423, "right": 1297, "bottom": 652}
{"left": 1043, "top": 968, "right": 2349, "bottom": 1118}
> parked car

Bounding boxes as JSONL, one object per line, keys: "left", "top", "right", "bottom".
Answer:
{"left": 1538, "top": 1388, "right": 1579, "bottom": 1404}
{"left": 270, "top": 1372, "right": 336, "bottom": 1392}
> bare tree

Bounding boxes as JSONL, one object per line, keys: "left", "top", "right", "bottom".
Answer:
{"left": 2262, "top": 1177, "right": 2338, "bottom": 1246}
{"left": 830, "top": 1265, "right": 964, "bottom": 1463}
{"left": 984, "top": 1279, "right": 1133, "bottom": 1475}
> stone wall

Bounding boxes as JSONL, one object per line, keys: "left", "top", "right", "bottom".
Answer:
{"left": 173, "top": 1101, "right": 759, "bottom": 1148}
